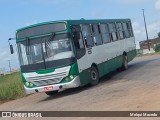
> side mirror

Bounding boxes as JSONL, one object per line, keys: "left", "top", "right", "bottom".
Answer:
{"left": 10, "top": 44, "right": 14, "bottom": 54}
{"left": 8, "top": 38, "right": 15, "bottom": 54}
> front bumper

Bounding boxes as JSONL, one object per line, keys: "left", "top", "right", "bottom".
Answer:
{"left": 24, "top": 76, "right": 81, "bottom": 95}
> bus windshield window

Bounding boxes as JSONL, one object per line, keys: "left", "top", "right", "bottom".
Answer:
{"left": 17, "top": 35, "right": 74, "bottom": 66}
{"left": 18, "top": 42, "right": 43, "bottom": 65}
{"left": 44, "top": 38, "right": 74, "bottom": 62}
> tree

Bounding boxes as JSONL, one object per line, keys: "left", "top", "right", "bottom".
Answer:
{"left": 154, "top": 44, "right": 160, "bottom": 52}
{"left": 158, "top": 32, "right": 160, "bottom": 38}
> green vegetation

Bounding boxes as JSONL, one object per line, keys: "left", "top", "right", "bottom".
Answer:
{"left": 137, "top": 52, "right": 160, "bottom": 57}
{"left": 154, "top": 44, "right": 160, "bottom": 52}
{"left": 0, "top": 72, "right": 25, "bottom": 103}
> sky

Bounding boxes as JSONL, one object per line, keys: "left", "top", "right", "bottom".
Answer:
{"left": 0, "top": 0, "right": 160, "bottom": 71}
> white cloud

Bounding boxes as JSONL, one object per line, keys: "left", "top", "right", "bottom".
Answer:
{"left": 147, "top": 21, "right": 160, "bottom": 38}
{"left": 132, "top": 21, "right": 160, "bottom": 42}
{"left": 132, "top": 22, "right": 146, "bottom": 41}
{"left": 155, "top": 0, "right": 160, "bottom": 10}
{"left": 0, "top": 46, "right": 19, "bottom": 72}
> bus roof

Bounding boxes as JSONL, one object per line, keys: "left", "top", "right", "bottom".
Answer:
{"left": 16, "top": 18, "right": 131, "bottom": 32}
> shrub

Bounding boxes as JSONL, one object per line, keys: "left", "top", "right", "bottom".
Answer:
{"left": 154, "top": 44, "right": 160, "bottom": 52}
{"left": 0, "top": 72, "right": 25, "bottom": 103}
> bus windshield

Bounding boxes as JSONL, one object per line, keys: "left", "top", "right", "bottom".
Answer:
{"left": 17, "top": 34, "right": 75, "bottom": 71}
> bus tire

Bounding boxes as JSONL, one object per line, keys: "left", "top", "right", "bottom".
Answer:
{"left": 122, "top": 55, "right": 128, "bottom": 70}
{"left": 45, "top": 90, "right": 58, "bottom": 96}
{"left": 90, "top": 66, "right": 99, "bottom": 86}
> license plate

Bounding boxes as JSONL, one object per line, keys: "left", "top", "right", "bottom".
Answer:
{"left": 44, "top": 86, "right": 53, "bottom": 91}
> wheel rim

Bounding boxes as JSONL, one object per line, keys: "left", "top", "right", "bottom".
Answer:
{"left": 91, "top": 71, "right": 97, "bottom": 81}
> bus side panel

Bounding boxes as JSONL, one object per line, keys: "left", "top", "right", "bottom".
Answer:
{"left": 127, "top": 50, "right": 137, "bottom": 62}
{"left": 79, "top": 69, "right": 91, "bottom": 86}
{"left": 97, "top": 62, "right": 105, "bottom": 77}
{"left": 101, "top": 55, "right": 123, "bottom": 77}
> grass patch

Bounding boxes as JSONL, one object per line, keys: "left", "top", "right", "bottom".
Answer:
{"left": 0, "top": 72, "right": 25, "bottom": 103}
{"left": 136, "top": 52, "right": 160, "bottom": 57}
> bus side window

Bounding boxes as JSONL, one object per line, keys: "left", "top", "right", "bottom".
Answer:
{"left": 116, "top": 22, "right": 124, "bottom": 40}
{"left": 91, "top": 24, "right": 103, "bottom": 45}
{"left": 71, "top": 25, "right": 86, "bottom": 59}
{"left": 74, "top": 33, "right": 84, "bottom": 49}
{"left": 108, "top": 23, "right": 118, "bottom": 41}
{"left": 100, "top": 24, "right": 110, "bottom": 43}
{"left": 122, "top": 22, "right": 130, "bottom": 38}
{"left": 73, "top": 32, "right": 86, "bottom": 59}
{"left": 127, "top": 22, "right": 133, "bottom": 37}
{"left": 82, "top": 25, "right": 94, "bottom": 48}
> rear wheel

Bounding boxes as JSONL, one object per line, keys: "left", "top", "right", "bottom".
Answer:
{"left": 122, "top": 55, "right": 128, "bottom": 70}
{"left": 45, "top": 90, "right": 58, "bottom": 96}
{"left": 90, "top": 66, "right": 99, "bottom": 86}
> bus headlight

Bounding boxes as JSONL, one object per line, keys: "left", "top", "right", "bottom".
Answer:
{"left": 70, "top": 75, "right": 74, "bottom": 79}
{"left": 25, "top": 82, "right": 35, "bottom": 87}
{"left": 26, "top": 82, "right": 29, "bottom": 86}
{"left": 64, "top": 75, "right": 76, "bottom": 82}
{"left": 30, "top": 83, "right": 33, "bottom": 87}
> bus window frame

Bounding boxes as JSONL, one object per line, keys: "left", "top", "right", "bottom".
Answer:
{"left": 122, "top": 22, "right": 130, "bottom": 39}
{"left": 108, "top": 22, "right": 118, "bottom": 42}
{"left": 116, "top": 22, "right": 125, "bottom": 40}
{"left": 90, "top": 24, "right": 103, "bottom": 46}
{"left": 70, "top": 24, "right": 86, "bottom": 59}
{"left": 81, "top": 24, "right": 94, "bottom": 48}
{"left": 127, "top": 21, "right": 134, "bottom": 37}
{"left": 99, "top": 23, "right": 111, "bottom": 44}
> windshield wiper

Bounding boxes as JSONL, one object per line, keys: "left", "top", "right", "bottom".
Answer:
{"left": 47, "top": 32, "right": 55, "bottom": 43}
{"left": 45, "top": 33, "right": 56, "bottom": 57}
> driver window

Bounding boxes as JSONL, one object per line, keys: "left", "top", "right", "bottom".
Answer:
{"left": 71, "top": 25, "right": 86, "bottom": 59}
{"left": 74, "top": 32, "right": 85, "bottom": 50}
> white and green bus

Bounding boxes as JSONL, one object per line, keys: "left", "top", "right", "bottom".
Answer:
{"left": 10, "top": 19, "right": 136, "bottom": 96}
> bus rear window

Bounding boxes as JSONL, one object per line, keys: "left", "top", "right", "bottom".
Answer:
{"left": 17, "top": 22, "right": 66, "bottom": 39}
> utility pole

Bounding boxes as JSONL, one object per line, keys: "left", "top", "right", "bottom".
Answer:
{"left": 142, "top": 9, "right": 150, "bottom": 51}
{"left": 8, "top": 60, "right": 12, "bottom": 73}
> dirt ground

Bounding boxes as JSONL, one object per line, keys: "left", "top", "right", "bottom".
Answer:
{"left": 1, "top": 55, "right": 160, "bottom": 120}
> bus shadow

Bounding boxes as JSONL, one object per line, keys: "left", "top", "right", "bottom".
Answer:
{"left": 39, "top": 57, "right": 160, "bottom": 102}
{"left": 39, "top": 85, "right": 91, "bottom": 102}
{"left": 39, "top": 70, "right": 126, "bottom": 103}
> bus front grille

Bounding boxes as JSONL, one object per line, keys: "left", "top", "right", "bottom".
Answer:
{"left": 23, "top": 66, "right": 71, "bottom": 87}
{"left": 31, "top": 78, "right": 63, "bottom": 87}
{"left": 26, "top": 72, "right": 67, "bottom": 87}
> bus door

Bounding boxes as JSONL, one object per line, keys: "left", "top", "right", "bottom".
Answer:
{"left": 71, "top": 25, "right": 88, "bottom": 73}
{"left": 71, "top": 25, "right": 94, "bottom": 85}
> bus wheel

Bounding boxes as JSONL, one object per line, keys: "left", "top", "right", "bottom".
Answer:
{"left": 90, "top": 66, "right": 99, "bottom": 86}
{"left": 122, "top": 55, "right": 128, "bottom": 70}
{"left": 45, "top": 90, "right": 58, "bottom": 96}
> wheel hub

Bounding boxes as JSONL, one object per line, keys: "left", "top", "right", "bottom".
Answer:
{"left": 91, "top": 71, "right": 97, "bottom": 80}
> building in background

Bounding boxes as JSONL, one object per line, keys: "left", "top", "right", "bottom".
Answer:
{"left": 0, "top": 68, "right": 5, "bottom": 76}
{"left": 139, "top": 37, "right": 160, "bottom": 54}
